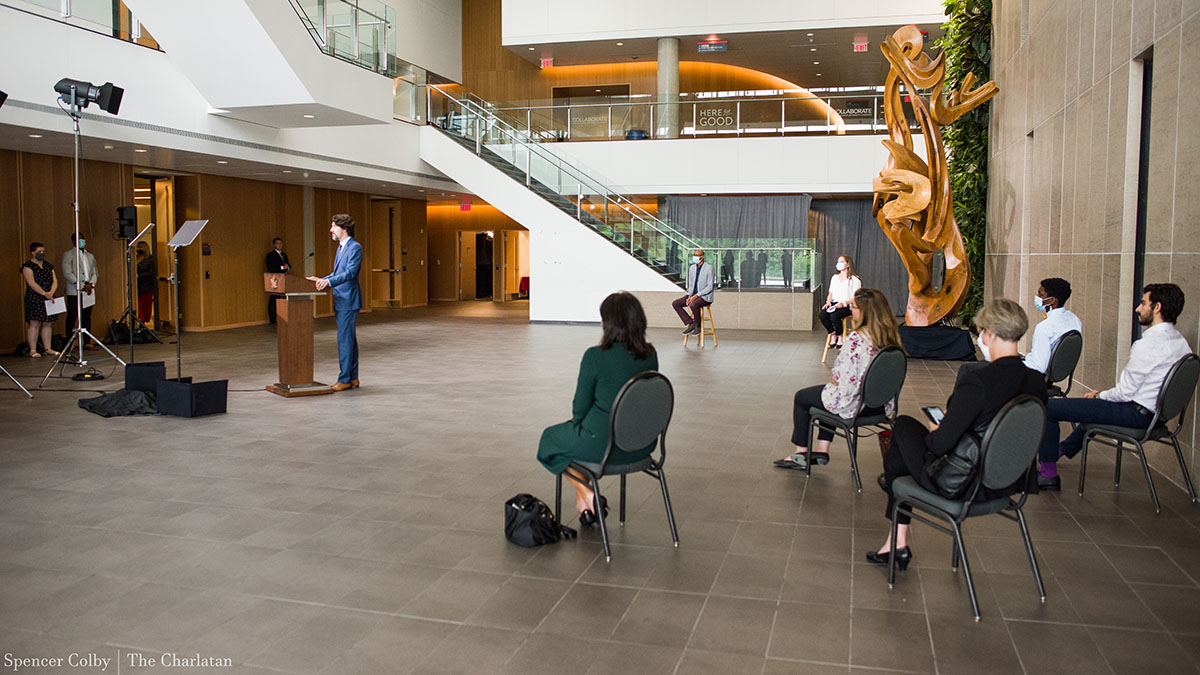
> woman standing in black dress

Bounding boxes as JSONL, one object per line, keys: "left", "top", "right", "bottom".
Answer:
{"left": 21, "top": 241, "right": 59, "bottom": 357}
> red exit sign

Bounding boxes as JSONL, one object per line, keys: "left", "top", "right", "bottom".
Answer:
{"left": 853, "top": 42, "right": 869, "bottom": 52}
{"left": 540, "top": 58, "right": 553, "bottom": 68}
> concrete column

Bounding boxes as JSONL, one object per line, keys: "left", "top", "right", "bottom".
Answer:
{"left": 656, "top": 37, "right": 680, "bottom": 139}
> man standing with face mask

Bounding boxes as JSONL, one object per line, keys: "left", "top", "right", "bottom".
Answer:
{"left": 1035, "top": 283, "right": 1191, "bottom": 490}
{"left": 308, "top": 214, "right": 362, "bottom": 392}
{"left": 1023, "top": 277, "right": 1082, "bottom": 374}
{"left": 62, "top": 233, "right": 99, "bottom": 349}
{"left": 671, "top": 249, "right": 714, "bottom": 335}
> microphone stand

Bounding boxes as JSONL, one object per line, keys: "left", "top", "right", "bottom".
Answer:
{"left": 124, "top": 223, "right": 159, "bottom": 362}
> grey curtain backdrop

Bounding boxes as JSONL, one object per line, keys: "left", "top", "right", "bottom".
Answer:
{"left": 809, "top": 199, "right": 908, "bottom": 316}
{"left": 662, "top": 195, "right": 812, "bottom": 240}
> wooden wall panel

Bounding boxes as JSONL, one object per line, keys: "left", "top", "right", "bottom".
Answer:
{"left": 1, "top": 151, "right": 24, "bottom": 349}
{"left": 428, "top": 228, "right": 458, "bottom": 301}
{"left": 400, "top": 199, "right": 428, "bottom": 306}
{"left": 426, "top": 204, "right": 526, "bottom": 302}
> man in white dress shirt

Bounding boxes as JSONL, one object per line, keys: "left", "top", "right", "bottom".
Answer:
{"left": 1024, "top": 277, "right": 1083, "bottom": 374}
{"left": 1037, "top": 283, "right": 1191, "bottom": 490}
{"left": 62, "top": 232, "right": 99, "bottom": 349}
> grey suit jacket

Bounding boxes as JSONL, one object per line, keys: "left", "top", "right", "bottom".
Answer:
{"left": 685, "top": 262, "right": 715, "bottom": 303}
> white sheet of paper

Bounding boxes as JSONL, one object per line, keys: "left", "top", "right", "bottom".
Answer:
{"left": 80, "top": 292, "right": 95, "bottom": 309}
{"left": 44, "top": 297, "right": 66, "bottom": 315}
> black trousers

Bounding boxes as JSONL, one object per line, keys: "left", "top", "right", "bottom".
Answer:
{"left": 791, "top": 385, "right": 885, "bottom": 448}
{"left": 819, "top": 307, "right": 853, "bottom": 335}
{"left": 881, "top": 415, "right": 936, "bottom": 525}
{"left": 267, "top": 295, "right": 282, "bottom": 324}
{"left": 63, "top": 296, "right": 92, "bottom": 338}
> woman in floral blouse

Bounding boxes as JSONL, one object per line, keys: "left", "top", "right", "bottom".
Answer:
{"left": 775, "top": 288, "right": 903, "bottom": 470}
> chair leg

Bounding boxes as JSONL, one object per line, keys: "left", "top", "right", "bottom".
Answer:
{"left": 1133, "top": 441, "right": 1161, "bottom": 514}
{"left": 554, "top": 473, "right": 563, "bottom": 530}
{"left": 1015, "top": 507, "right": 1046, "bottom": 602}
{"left": 847, "top": 428, "right": 862, "bottom": 492}
{"left": 888, "top": 504, "right": 901, "bottom": 588}
{"left": 1172, "top": 438, "right": 1198, "bottom": 503}
{"left": 1114, "top": 440, "right": 1123, "bottom": 487}
{"left": 707, "top": 307, "right": 718, "bottom": 347}
{"left": 950, "top": 520, "right": 981, "bottom": 621}
{"left": 951, "top": 542, "right": 959, "bottom": 571}
{"left": 589, "top": 474, "right": 612, "bottom": 561}
{"left": 657, "top": 468, "right": 680, "bottom": 547}
{"left": 821, "top": 337, "right": 830, "bottom": 364}
{"left": 1078, "top": 436, "right": 1090, "bottom": 497}
{"left": 619, "top": 474, "right": 627, "bottom": 525}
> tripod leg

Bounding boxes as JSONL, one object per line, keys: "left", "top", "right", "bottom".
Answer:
{"left": 40, "top": 330, "right": 82, "bottom": 387}
{"left": 0, "top": 364, "right": 33, "bottom": 399}
{"left": 76, "top": 329, "right": 127, "bottom": 367}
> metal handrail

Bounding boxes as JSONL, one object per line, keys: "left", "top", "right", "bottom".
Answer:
{"left": 431, "top": 85, "right": 702, "bottom": 252}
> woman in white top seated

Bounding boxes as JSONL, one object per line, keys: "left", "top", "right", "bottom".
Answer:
{"left": 819, "top": 254, "right": 863, "bottom": 348}
{"left": 776, "top": 288, "right": 903, "bottom": 470}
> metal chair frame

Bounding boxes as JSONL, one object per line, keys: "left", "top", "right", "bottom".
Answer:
{"left": 1077, "top": 353, "right": 1200, "bottom": 513}
{"left": 806, "top": 346, "right": 908, "bottom": 491}
{"left": 1044, "top": 329, "right": 1083, "bottom": 398}
{"left": 889, "top": 395, "right": 1048, "bottom": 621}
{"left": 554, "top": 371, "right": 679, "bottom": 562}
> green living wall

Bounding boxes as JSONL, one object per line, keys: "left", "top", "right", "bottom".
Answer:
{"left": 938, "top": 0, "right": 992, "bottom": 324}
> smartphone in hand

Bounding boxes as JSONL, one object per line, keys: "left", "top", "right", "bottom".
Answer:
{"left": 922, "top": 406, "right": 945, "bottom": 425}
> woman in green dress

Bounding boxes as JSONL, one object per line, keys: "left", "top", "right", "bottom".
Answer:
{"left": 537, "top": 292, "right": 659, "bottom": 523}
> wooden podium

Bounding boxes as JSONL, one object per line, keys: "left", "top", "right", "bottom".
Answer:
{"left": 264, "top": 273, "right": 333, "bottom": 397}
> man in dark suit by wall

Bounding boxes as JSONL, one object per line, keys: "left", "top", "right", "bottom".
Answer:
{"left": 265, "top": 237, "right": 290, "bottom": 324}
{"left": 308, "top": 214, "right": 362, "bottom": 392}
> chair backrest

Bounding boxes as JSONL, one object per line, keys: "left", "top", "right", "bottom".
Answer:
{"left": 1045, "top": 329, "right": 1083, "bottom": 386}
{"left": 860, "top": 346, "right": 908, "bottom": 411}
{"left": 1154, "top": 353, "right": 1200, "bottom": 425}
{"left": 607, "top": 371, "right": 674, "bottom": 464}
{"left": 978, "top": 395, "right": 1047, "bottom": 491}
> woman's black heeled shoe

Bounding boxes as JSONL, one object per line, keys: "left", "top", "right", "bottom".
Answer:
{"left": 865, "top": 547, "right": 912, "bottom": 570}
{"left": 579, "top": 509, "right": 596, "bottom": 526}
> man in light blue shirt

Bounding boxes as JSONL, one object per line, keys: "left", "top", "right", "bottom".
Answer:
{"left": 1024, "top": 277, "right": 1082, "bottom": 374}
{"left": 672, "top": 249, "right": 714, "bottom": 335}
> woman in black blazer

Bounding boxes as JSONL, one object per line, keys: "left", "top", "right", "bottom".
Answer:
{"left": 870, "top": 299, "right": 1047, "bottom": 570}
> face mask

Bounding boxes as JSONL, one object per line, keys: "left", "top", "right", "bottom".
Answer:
{"left": 692, "top": 256, "right": 700, "bottom": 264}
{"left": 1034, "top": 296, "right": 1046, "bottom": 312}
{"left": 836, "top": 261, "right": 846, "bottom": 271}
{"left": 976, "top": 333, "right": 991, "bottom": 362}
{"left": 34, "top": 252, "right": 45, "bottom": 261}
{"left": 77, "top": 239, "right": 86, "bottom": 249}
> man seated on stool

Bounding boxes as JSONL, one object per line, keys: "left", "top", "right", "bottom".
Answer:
{"left": 1037, "top": 283, "right": 1191, "bottom": 490}
{"left": 672, "top": 249, "right": 714, "bottom": 335}
{"left": 1024, "top": 277, "right": 1082, "bottom": 374}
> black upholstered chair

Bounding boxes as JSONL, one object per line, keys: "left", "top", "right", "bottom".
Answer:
{"left": 807, "top": 346, "right": 908, "bottom": 491}
{"left": 1077, "top": 353, "right": 1199, "bottom": 513}
{"left": 1044, "top": 329, "right": 1083, "bottom": 398}
{"left": 555, "top": 371, "right": 679, "bottom": 562}
{"left": 888, "top": 394, "right": 1047, "bottom": 621}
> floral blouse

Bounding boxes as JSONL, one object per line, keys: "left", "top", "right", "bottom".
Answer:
{"left": 820, "top": 330, "right": 895, "bottom": 418}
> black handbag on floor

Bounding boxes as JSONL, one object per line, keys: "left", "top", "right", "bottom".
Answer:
{"left": 504, "top": 494, "right": 573, "bottom": 547}
{"left": 925, "top": 429, "right": 984, "bottom": 499}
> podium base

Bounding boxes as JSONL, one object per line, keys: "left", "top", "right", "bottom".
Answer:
{"left": 267, "top": 381, "right": 334, "bottom": 397}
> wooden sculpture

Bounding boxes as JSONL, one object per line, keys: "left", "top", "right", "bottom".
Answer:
{"left": 872, "top": 25, "right": 998, "bottom": 325}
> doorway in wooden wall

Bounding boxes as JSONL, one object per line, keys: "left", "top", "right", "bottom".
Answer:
{"left": 133, "top": 173, "right": 175, "bottom": 331}
{"left": 457, "top": 230, "right": 477, "bottom": 299}
{"left": 500, "top": 230, "right": 529, "bottom": 301}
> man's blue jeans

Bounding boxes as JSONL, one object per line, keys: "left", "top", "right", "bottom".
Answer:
{"left": 1040, "top": 397, "right": 1153, "bottom": 463}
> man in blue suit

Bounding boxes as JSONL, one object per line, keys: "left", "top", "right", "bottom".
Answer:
{"left": 308, "top": 213, "right": 362, "bottom": 392}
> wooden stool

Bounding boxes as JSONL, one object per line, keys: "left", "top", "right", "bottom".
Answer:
{"left": 821, "top": 315, "right": 845, "bottom": 364}
{"left": 683, "top": 305, "right": 718, "bottom": 348}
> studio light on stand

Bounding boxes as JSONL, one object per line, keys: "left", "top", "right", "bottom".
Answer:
{"left": 41, "top": 77, "right": 128, "bottom": 387}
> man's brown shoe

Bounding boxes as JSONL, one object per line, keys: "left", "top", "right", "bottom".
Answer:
{"left": 350, "top": 380, "right": 359, "bottom": 388}
{"left": 331, "top": 382, "right": 353, "bottom": 392}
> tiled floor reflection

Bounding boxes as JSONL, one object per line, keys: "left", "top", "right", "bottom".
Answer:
{"left": 1, "top": 301, "right": 1198, "bottom": 674}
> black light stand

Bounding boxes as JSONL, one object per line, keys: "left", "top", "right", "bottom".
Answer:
{"left": 41, "top": 83, "right": 127, "bottom": 386}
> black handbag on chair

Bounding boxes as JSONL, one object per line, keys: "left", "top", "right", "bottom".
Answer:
{"left": 925, "top": 429, "right": 984, "bottom": 499}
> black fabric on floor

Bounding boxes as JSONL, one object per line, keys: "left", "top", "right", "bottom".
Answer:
{"left": 79, "top": 389, "right": 158, "bottom": 417}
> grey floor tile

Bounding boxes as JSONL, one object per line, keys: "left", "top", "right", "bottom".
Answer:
{"left": 687, "top": 595, "right": 776, "bottom": 657}
{"left": 609, "top": 589, "right": 706, "bottom": 648}
{"left": 410, "top": 625, "right": 530, "bottom": 675}
{"left": 676, "top": 648, "right": 766, "bottom": 675}
{"left": 1087, "top": 627, "right": 1200, "bottom": 674}
{"left": 1006, "top": 621, "right": 1112, "bottom": 675}
{"left": 926, "top": 614, "right": 1022, "bottom": 673}
{"left": 1130, "top": 583, "right": 1200, "bottom": 633}
{"left": 465, "top": 575, "right": 571, "bottom": 632}
{"left": 848, "top": 608, "right": 934, "bottom": 672}
{"left": 769, "top": 600, "right": 850, "bottom": 664}
{"left": 535, "top": 582, "right": 638, "bottom": 638}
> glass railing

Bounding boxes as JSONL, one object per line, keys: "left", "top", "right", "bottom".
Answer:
{"left": 13, "top": 0, "right": 160, "bottom": 49}
{"left": 478, "top": 89, "right": 922, "bottom": 142}
{"left": 288, "top": 0, "right": 398, "bottom": 76}
{"left": 428, "top": 86, "right": 820, "bottom": 292}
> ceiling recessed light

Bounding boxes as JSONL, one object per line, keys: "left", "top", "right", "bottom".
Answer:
{"left": 282, "top": 170, "right": 292, "bottom": 173}
{"left": 813, "top": 61, "right": 819, "bottom": 65}
{"left": 303, "top": 114, "right": 315, "bottom": 119}
{"left": 816, "top": 73, "right": 822, "bottom": 77}
{"left": 418, "top": 189, "right": 424, "bottom": 192}
{"left": 335, "top": 177, "right": 344, "bottom": 181}
{"left": 103, "top": 144, "right": 114, "bottom": 149}
{"left": 810, "top": 48, "right": 816, "bottom": 52}
{"left": 616, "top": 42, "right": 623, "bottom": 46}
{"left": 528, "top": 47, "right": 535, "bottom": 51}
{"left": 595, "top": 89, "right": 602, "bottom": 92}
{"left": 134, "top": 148, "right": 147, "bottom": 153}
{"left": 807, "top": 32, "right": 814, "bottom": 36}
{"left": 216, "top": 160, "right": 228, "bottom": 164}
{"left": 28, "top": 134, "right": 42, "bottom": 138}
